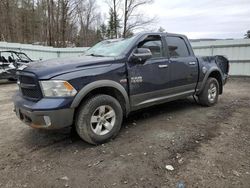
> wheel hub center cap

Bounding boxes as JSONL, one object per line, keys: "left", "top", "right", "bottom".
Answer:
{"left": 90, "top": 105, "right": 116, "bottom": 136}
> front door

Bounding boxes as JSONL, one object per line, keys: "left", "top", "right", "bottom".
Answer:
{"left": 128, "top": 35, "right": 170, "bottom": 110}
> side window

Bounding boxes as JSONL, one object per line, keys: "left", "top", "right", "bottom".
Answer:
{"left": 1, "top": 52, "right": 11, "bottom": 62}
{"left": 165, "top": 36, "right": 190, "bottom": 58}
{"left": 138, "top": 38, "right": 163, "bottom": 59}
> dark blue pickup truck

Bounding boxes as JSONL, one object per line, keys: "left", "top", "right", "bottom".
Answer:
{"left": 13, "top": 32, "right": 229, "bottom": 144}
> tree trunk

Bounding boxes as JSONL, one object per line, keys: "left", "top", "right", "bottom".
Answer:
{"left": 47, "top": 0, "right": 52, "bottom": 46}
{"left": 5, "top": 1, "right": 14, "bottom": 41}
{"left": 61, "top": 0, "right": 67, "bottom": 47}
{"left": 56, "top": 0, "right": 60, "bottom": 46}
{"left": 113, "top": 0, "right": 117, "bottom": 38}
{"left": 50, "top": 0, "right": 55, "bottom": 46}
{"left": 123, "top": 0, "right": 128, "bottom": 38}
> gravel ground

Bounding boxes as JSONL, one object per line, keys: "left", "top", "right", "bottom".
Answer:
{"left": 0, "top": 77, "right": 249, "bottom": 188}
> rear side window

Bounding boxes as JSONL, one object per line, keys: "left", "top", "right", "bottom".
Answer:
{"left": 165, "top": 36, "right": 190, "bottom": 58}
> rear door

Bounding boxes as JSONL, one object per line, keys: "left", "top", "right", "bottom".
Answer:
{"left": 165, "top": 36, "right": 198, "bottom": 94}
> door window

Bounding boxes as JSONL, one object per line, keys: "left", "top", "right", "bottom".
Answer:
{"left": 165, "top": 37, "right": 190, "bottom": 58}
{"left": 138, "top": 36, "right": 163, "bottom": 59}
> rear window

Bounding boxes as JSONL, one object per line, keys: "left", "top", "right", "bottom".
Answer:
{"left": 165, "top": 36, "right": 190, "bottom": 58}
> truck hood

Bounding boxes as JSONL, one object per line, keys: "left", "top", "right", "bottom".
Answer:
{"left": 23, "top": 55, "right": 115, "bottom": 79}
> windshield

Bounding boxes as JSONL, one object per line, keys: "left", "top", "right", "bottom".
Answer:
{"left": 84, "top": 36, "right": 136, "bottom": 57}
{"left": 17, "top": 53, "right": 31, "bottom": 61}
{"left": 0, "top": 52, "right": 30, "bottom": 63}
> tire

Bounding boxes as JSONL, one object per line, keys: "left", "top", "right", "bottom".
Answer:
{"left": 75, "top": 94, "right": 123, "bottom": 145}
{"left": 198, "top": 77, "right": 219, "bottom": 106}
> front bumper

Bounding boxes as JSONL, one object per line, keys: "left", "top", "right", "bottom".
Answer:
{"left": 14, "top": 92, "right": 74, "bottom": 129}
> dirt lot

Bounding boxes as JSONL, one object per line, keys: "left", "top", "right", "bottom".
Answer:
{"left": 0, "top": 78, "right": 249, "bottom": 188}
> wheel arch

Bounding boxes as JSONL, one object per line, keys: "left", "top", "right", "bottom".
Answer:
{"left": 198, "top": 68, "right": 223, "bottom": 95}
{"left": 71, "top": 80, "right": 130, "bottom": 115}
{"left": 209, "top": 71, "right": 223, "bottom": 94}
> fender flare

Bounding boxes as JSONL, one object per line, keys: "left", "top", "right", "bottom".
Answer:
{"left": 71, "top": 80, "right": 130, "bottom": 114}
{"left": 197, "top": 67, "right": 223, "bottom": 95}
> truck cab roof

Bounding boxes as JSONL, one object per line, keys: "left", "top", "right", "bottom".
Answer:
{"left": 135, "top": 32, "right": 188, "bottom": 39}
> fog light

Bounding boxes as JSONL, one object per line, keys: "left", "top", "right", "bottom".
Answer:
{"left": 44, "top": 116, "right": 51, "bottom": 127}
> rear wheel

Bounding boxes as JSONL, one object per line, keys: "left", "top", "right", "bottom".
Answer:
{"left": 198, "top": 78, "right": 219, "bottom": 106}
{"left": 75, "top": 94, "right": 123, "bottom": 145}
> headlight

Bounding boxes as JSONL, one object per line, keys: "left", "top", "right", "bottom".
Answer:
{"left": 40, "top": 80, "right": 77, "bottom": 97}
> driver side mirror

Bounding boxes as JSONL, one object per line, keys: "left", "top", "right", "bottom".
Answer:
{"left": 131, "top": 48, "right": 152, "bottom": 63}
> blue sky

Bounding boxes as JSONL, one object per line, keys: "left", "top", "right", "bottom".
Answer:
{"left": 98, "top": 0, "right": 250, "bottom": 39}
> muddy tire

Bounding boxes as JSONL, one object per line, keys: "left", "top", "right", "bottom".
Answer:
{"left": 198, "top": 77, "right": 219, "bottom": 106}
{"left": 75, "top": 94, "right": 123, "bottom": 145}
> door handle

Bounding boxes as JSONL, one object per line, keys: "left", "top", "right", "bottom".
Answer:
{"left": 158, "top": 64, "right": 168, "bottom": 68}
{"left": 188, "top": 61, "right": 196, "bottom": 65}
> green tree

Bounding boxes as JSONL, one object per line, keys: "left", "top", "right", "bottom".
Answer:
{"left": 107, "top": 7, "right": 120, "bottom": 39}
{"left": 157, "top": 27, "right": 165, "bottom": 33}
{"left": 99, "top": 23, "right": 108, "bottom": 39}
{"left": 245, "top": 30, "right": 250, "bottom": 39}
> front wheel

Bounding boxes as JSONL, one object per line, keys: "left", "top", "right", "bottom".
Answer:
{"left": 75, "top": 94, "right": 123, "bottom": 145}
{"left": 198, "top": 78, "right": 219, "bottom": 106}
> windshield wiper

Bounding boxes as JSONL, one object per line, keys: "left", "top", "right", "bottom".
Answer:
{"left": 87, "top": 53, "right": 105, "bottom": 57}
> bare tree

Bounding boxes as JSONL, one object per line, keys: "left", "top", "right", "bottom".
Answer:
{"left": 123, "top": 0, "right": 154, "bottom": 38}
{"left": 0, "top": 0, "right": 155, "bottom": 46}
{"left": 1, "top": 0, "right": 15, "bottom": 41}
{"left": 60, "top": 0, "right": 69, "bottom": 47}
{"left": 75, "top": 0, "right": 100, "bottom": 46}
{"left": 47, "top": 0, "right": 54, "bottom": 46}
